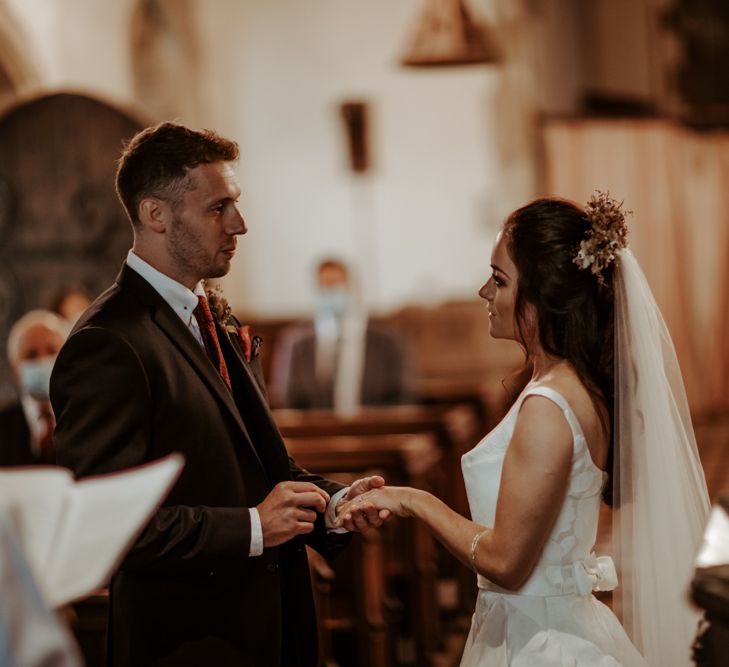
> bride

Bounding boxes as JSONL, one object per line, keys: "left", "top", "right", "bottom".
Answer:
{"left": 337, "top": 194, "right": 710, "bottom": 666}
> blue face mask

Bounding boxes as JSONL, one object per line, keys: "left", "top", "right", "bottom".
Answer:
{"left": 317, "top": 287, "right": 351, "bottom": 318}
{"left": 18, "top": 357, "right": 56, "bottom": 400}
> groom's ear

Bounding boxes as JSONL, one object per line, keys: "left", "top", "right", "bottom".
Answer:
{"left": 138, "top": 197, "right": 172, "bottom": 234}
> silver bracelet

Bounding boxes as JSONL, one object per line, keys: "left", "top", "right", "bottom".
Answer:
{"left": 470, "top": 529, "right": 486, "bottom": 567}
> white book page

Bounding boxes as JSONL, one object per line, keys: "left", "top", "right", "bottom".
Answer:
{"left": 44, "top": 453, "right": 184, "bottom": 608}
{"left": 0, "top": 466, "right": 72, "bottom": 581}
{"left": 695, "top": 505, "right": 729, "bottom": 568}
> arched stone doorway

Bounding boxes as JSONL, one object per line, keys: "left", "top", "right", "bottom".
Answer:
{"left": 0, "top": 92, "right": 146, "bottom": 401}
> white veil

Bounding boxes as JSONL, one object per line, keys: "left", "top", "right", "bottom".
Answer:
{"left": 613, "top": 249, "right": 711, "bottom": 666}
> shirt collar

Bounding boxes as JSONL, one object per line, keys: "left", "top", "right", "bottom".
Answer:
{"left": 126, "top": 250, "right": 204, "bottom": 325}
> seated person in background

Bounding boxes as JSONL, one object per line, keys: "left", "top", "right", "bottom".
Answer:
{"left": 271, "top": 258, "right": 414, "bottom": 411}
{"left": 0, "top": 310, "right": 69, "bottom": 465}
{"left": 49, "top": 287, "right": 92, "bottom": 326}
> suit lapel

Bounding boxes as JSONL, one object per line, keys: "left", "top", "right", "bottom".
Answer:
{"left": 116, "top": 265, "right": 265, "bottom": 473}
{"left": 219, "top": 323, "right": 291, "bottom": 480}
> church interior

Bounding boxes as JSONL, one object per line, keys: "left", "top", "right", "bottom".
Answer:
{"left": 1, "top": 0, "right": 728, "bottom": 665}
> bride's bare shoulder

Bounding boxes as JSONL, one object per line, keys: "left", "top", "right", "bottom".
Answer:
{"left": 536, "top": 363, "right": 593, "bottom": 403}
{"left": 535, "top": 363, "right": 609, "bottom": 468}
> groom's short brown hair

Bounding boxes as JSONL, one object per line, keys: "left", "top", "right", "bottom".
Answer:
{"left": 116, "top": 122, "right": 239, "bottom": 228}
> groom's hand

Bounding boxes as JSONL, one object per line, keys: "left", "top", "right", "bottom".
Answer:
{"left": 337, "top": 475, "right": 391, "bottom": 534}
{"left": 258, "top": 481, "right": 330, "bottom": 547}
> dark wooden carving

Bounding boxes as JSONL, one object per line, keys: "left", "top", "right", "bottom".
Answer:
{"left": 0, "top": 92, "right": 144, "bottom": 401}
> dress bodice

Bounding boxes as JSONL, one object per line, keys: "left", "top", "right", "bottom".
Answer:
{"left": 461, "top": 385, "right": 615, "bottom": 597}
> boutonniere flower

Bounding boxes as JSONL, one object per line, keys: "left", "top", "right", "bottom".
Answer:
{"left": 204, "top": 282, "right": 232, "bottom": 322}
{"left": 223, "top": 323, "right": 263, "bottom": 362}
{"left": 205, "top": 282, "right": 262, "bottom": 362}
{"left": 237, "top": 324, "right": 253, "bottom": 362}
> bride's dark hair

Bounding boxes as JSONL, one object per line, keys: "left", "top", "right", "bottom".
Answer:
{"left": 504, "top": 197, "right": 615, "bottom": 504}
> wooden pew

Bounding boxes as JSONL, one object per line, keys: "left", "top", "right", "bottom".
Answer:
{"left": 287, "top": 433, "right": 442, "bottom": 667}
{"left": 275, "top": 404, "right": 479, "bottom": 512}
{"left": 276, "top": 405, "right": 481, "bottom": 593}
{"left": 415, "top": 366, "right": 531, "bottom": 432}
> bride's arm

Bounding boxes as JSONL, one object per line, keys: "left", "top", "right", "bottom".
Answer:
{"left": 338, "top": 396, "right": 574, "bottom": 590}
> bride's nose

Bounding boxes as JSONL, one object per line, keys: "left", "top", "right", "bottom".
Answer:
{"left": 479, "top": 279, "right": 494, "bottom": 302}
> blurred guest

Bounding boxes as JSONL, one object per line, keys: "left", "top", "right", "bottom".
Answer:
{"left": 0, "top": 310, "right": 69, "bottom": 465}
{"left": 50, "top": 287, "right": 92, "bottom": 326}
{"left": 272, "top": 258, "right": 414, "bottom": 411}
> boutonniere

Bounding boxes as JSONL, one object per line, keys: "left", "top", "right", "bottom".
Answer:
{"left": 204, "top": 282, "right": 262, "bottom": 362}
{"left": 224, "top": 323, "right": 263, "bottom": 362}
{"left": 204, "top": 282, "right": 232, "bottom": 323}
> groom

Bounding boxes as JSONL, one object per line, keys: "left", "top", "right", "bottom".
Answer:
{"left": 50, "top": 122, "right": 385, "bottom": 667}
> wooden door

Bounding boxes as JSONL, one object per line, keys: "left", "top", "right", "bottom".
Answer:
{"left": 0, "top": 92, "right": 145, "bottom": 401}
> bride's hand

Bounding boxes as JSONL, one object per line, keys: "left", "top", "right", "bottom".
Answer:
{"left": 336, "top": 475, "right": 389, "bottom": 534}
{"left": 335, "top": 486, "right": 412, "bottom": 528}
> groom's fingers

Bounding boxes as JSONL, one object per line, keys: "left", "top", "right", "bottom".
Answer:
{"left": 259, "top": 481, "right": 331, "bottom": 546}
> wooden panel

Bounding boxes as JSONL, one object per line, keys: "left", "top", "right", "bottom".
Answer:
{"left": 287, "top": 433, "right": 442, "bottom": 667}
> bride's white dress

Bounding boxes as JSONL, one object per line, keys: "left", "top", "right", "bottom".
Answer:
{"left": 460, "top": 385, "right": 647, "bottom": 666}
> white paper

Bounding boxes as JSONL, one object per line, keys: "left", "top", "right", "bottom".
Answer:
{"left": 0, "top": 454, "right": 184, "bottom": 607}
{"left": 0, "top": 468, "right": 71, "bottom": 580}
{"left": 695, "top": 505, "right": 729, "bottom": 569}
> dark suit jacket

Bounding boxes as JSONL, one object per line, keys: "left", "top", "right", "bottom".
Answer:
{"left": 275, "top": 322, "right": 414, "bottom": 410}
{"left": 0, "top": 401, "right": 35, "bottom": 466}
{"left": 50, "top": 265, "right": 348, "bottom": 667}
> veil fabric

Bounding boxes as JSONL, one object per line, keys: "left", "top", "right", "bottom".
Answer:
{"left": 613, "top": 249, "right": 710, "bottom": 666}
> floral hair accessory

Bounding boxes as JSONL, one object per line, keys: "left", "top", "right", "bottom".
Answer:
{"left": 574, "top": 191, "right": 630, "bottom": 286}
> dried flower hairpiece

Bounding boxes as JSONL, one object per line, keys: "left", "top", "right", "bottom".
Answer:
{"left": 574, "top": 191, "right": 630, "bottom": 285}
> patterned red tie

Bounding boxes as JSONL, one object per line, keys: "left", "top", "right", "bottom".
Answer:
{"left": 193, "top": 295, "right": 231, "bottom": 389}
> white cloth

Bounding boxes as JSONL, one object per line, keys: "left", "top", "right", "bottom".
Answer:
{"left": 460, "top": 385, "right": 646, "bottom": 666}
{"left": 333, "top": 314, "right": 366, "bottom": 414}
{"left": 0, "top": 507, "right": 81, "bottom": 666}
{"left": 314, "top": 311, "right": 367, "bottom": 414}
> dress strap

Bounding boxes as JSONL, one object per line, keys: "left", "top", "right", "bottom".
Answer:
{"left": 518, "top": 385, "right": 586, "bottom": 447}
{"left": 520, "top": 385, "right": 570, "bottom": 412}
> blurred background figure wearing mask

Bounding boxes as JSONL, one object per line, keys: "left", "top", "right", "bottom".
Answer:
{"left": 0, "top": 310, "right": 70, "bottom": 465}
{"left": 272, "top": 258, "right": 414, "bottom": 413}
